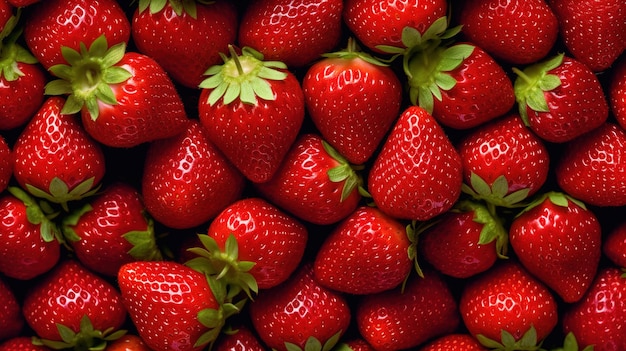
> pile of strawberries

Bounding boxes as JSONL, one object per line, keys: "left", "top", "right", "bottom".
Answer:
{"left": 1, "top": 0, "right": 625, "bottom": 350}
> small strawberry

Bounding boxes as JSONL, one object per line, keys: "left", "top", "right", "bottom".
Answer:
{"left": 368, "top": 105, "right": 462, "bottom": 221}
{"left": 198, "top": 46, "right": 305, "bottom": 183}
{"left": 556, "top": 122, "right": 626, "bottom": 207}
{"left": 248, "top": 264, "right": 351, "bottom": 351}
{"left": 106, "top": 334, "right": 153, "bottom": 351}
{"left": 513, "top": 53, "right": 609, "bottom": 143}
{"left": 334, "top": 339, "right": 376, "bottom": 351}
{"left": 213, "top": 325, "right": 265, "bottom": 351}
{"left": 604, "top": 220, "right": 626, "bottom": 268}
{"left": 141, "top": 120, "right": 245, "bottom": 229}
{"left": 238, "top": 0, "right": 344, "bottom": 68}
{"left": 0, "top": 337, "right": 51, "bottom": 351}
{"left": 255, "top": 133, "right": 363, "bottom": 225}
{"left": 131, "top": 0, "right": 238, "bottom": 88}
{"left": 22, "top": 259, "right": 127, "bottom": 350}
{"left": 356, "top": 269, "right": 460, "bottom": 351}
{"left": 417, "top": 334, "right": 487, "bottom": 351}
{"left": 610, "top": 55, "right": 626, "bottom": 130}
{"left": 0, "top": 277, "right": 23, "bottom": 341}
{"left": 302, "top": 38, "right": 403, "bottom": 165}
{"left": 0, "top": 135, "right": 11, "bottom": 193}
{"left": 7, "top": 0, "right": 39, "bottom": 7}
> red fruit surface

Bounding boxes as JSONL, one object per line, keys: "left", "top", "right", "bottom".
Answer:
{"left": 0, "top": 61, "right": 46, "bottom": 130}
{"left": 0, "top": 337, "right": 51, "bottom": 351}
{"left": 0, "top": 278, "right": 23, "bottom": 341}
{"left": 418, "top": 333, "right": 487, "bottom": 351}
{"left": 213, "top": 325, "right": 265, "bottom": 351}
{"left": 610, "top": 55, "right": 626, "bottom": 130}
{"left": 106, "top": 334, "right": 153, "bottom": 351}
{"left": 603, "top": 220, "right": 626, "bottom": 268}
{"left": 0, "top": 136, "right": 11, "bottom": 193}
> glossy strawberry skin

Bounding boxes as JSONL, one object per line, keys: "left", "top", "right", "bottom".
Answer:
{"left": 368, "top": 106, "right": 462, "bottom": 221}
{"left": 0, "top": 61, "right": 46, "bottom": 130}
{"left": 610, "top": 56, "right": 626, "bottom": 130}
{"left": 0, "top": 337, "right": 51, "bottom": 351}
{"left": 106, "top": 335, "right": 152, "bottom": 351}
{"left": 238, "top": 0, "right": 344, "bottom": 68}
{"left": 603, "top": 220, "right": 626, "bottom": 268}
{"left": 142, "top": 120, "right": 245, "bottom": 229}
{"left": 0, "top": 278, "right": 23, "bottom": 341}
{"left": 0, "top": 136, "right": 11, "bottom": 194}
{"left": 213, "top": 325, "right": 265, "bottom": 351}
{"left": 418, "top": 334, "right": 488, "bottom": 351}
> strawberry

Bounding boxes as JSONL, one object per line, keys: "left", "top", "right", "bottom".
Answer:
{"left": 12, "top": 96, "right": 105, "bottom": 209}
{"left": 459, "top": 260, "right": 558, "bottom": 348}
{"left": 0, "top": 0, "right": 10, "bottom": 27}
{"left": 198, "top": 46, "right": 305, "bottom": 183}
{"left": 0, "top": 135, "right": 11, "bottom": 193}
{"left": 131, "top": 0, "right": 238, "bottom": 88}
{"left": 61, "top": 182, "right": 163, "bottom": 277}
{"left": 248, "top": 263, "right": 351, "bottom": 351}
{"left": 368, "top": 105, "right": 462, "bottom": 221}
{"left": 343, "top": 0, "right": 447, "bottom": 53}
{"left": 556, "top": 122, "right": 626, "bottom": 207}
{"left": 548, "top": 0, "right": 626, "bottom": 72}
{"left": 44, "top": 35, "right": 190, "bottom": 148}
{"left": 237, "top": 0, "right": 344, "bottom": 68}
{"left": 417, "top": 334, "right": 487, "bottom": 351}
{"left": 457, "top": 114, "right": 550, "bottom": 207}
{"left": 513, "top": 53, "right": 609, "bottom": 143}
{"left": 356, "top": 269, "right": 460, "bottom": 350}
{"left": 23, "top": 0, "right": 130, "bottom": 69}
{"left": 22, "top": 259, "right": 127, "bottom": 350}
{"left": 0, "top": 337, "right": 51, "bottom": 351}
{"left": 604, "top": 220, "right": 626, "bottom": 268}
{"left": 0, "top": 277, "right": 23, "bottom": 341}
{"left": 301, "top": 38, "right": 403, "bottom": 165}
{"left": 610, "top": 55, "right": 626, "bottom": 130}
{"left": 255, "top": 133, "right": 363, "bottom": 225}
{"left": 106, "top": 334, "right": 153, "bottom": 351}
{"left": 141, "top": 120, "right": 245, "bottom": 229}
{"left": 213, "top": 325, "right": 265, "bottom": 351}
{"left": 561, "top": 267, "right": 626, "bottom": 351}
{"left": 7, "top": 0, "right": 39, "bottom": 7}
{"left": 510, "top": 192, "right": 601, "bottom": 303}
{"left": 334, "top": 339, "right": 376, "bottom": 351}
{"left": 458, "top": 0, "right": 559, "bottom": 64}
{"left": 313, "top": 206, "right": 412, "bottom": 295}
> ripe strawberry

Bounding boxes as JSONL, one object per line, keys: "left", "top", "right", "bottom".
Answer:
{"left": 248, "top": 264, "right": 351, "bottom": 351}
{"left": 23, "top": 0, "right": 130, "bottom": 69}
{"left": 334, "top": 339, "right": 375, "bottom": 351}
{"left": 198, "top": 46, "right": 305, "bottom": 183}
{"left": 417, "top": 334, "right": 487, "bottom": 351}
{"left": 556, "top": 122, "right": 626, "bottom": 207}
{"left": 313, "top": 206, "right": 412, "bottom": 295}
{"left": 301, "top": 38, "right": 402, "bottom": 165}
{"left": 0, "top": 337, "right": 51, "bottom": 351}
{"left": 510, "top": 192, "right": 601, "bottom": 303}
{"left": 12, "top": 96, "right": 105, "bottom": 209}
{"left": 131, "top": 0, "right": 238, "bottom": 88}
{"left": 106, "top": 334, "right": 153, "bottom": 351}
{"left": 61, "top": 182, "right": 163, "bottom": 277}
{"left": 458, "top": 114, "right": 550, "bottom": 207}
{"left": 141, "top": 120, "right": 245, "bottom": 229}
{"left": 44, "top": 35, "right": 190, "bottom": 148}
{"left": 513, "top": 54, "right": 609, "bottom": 143}
{"left": 0, "top": 0, "right": 10, "bottom": 28}
{"left": 0, "top": 135, "right": 11, "bottom": 193}
{"left": 459, "top": 261, "right": 558, "bottom": 348}
{"left": 561, "top": 267, "right": 626, "bottom": 351}
{"left": 604, "top": 220, "right": 626, "bottom": 268}
{"left": 0, "top": 277, "right": 23, "bottom": 341}
{"left": 22, "top": 259, "right": 127, "bottom": 350}
{"left": 610, "top": 55, "right": 626, "bottom": 130}
{"left": 458, "top": 0, "right": 559, "bottom": 64}
{"left": 118, "top": 260, "right": 227, "bottom": 351}
{"left": 7, "top": 0, "right": 39, "bottom": 7}
{"left": 548, "top": 0, "right": 626, "bottom": 72}
{"left": 213, "top": 325, "right": 265, "bottom": 351}
{"left": 238, "top": 0, "right": 344, "bottom": 68}
{"left": 368, "top": 105, "right": 462, "bottom": 221}
{"left": 356, "top": 270, "right": 460, "bottom": 350}
{"left": 255, "top": 133, "right": 363, "bottom": 225}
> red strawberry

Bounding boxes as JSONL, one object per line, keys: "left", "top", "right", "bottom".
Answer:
{"left": 23, "top": 0, "right": 130, "bottom": 69}
{"left": 302, "top": 38, "right": 402, "bottom": 165}
{"left": 255, "top": 133, "right": 363, "bottom": 225}
{"left": 61, "top": 182, "right": 163, "bottom": 277}
{"left": 0, "top": 277, "right": 23, "bottom": 341}
{"left": 141, "top": 120, "right": 245, "bottom": 229}
{"left": 368, "top": 105, "right": 462, "bottom": 221}
{"left": 213, "top": 325, "right": 265, "bottom": 351}
{"left": 417, "top": 334, "right": 487, "bottom": 351}
{"left": 0, "top": 337, "right": 51, "bottom": 351}
{"left": 7, "top": 0, "right": 39, "bottom": 7}
{"left": 106, "top": 334, "right": 153, "bottom": 351}
{"left": 457, "top": 114, "right": 550, "bottom": 207}
{"left": 459, "top": 261, "right": 558, "bottom": 348}
{"left": 198, "top": 46, "right": 305, "bottom": 183}
{"left": 238, "top": 0, "right": 344, "bottom": 68}
{"left": 510, "top": 192, "right": 601, "bottom": 303}
{"left": 343, "top": 0, "right": 447, "bottom": 53}
{"left": 131, "top": 0, "right": 238, "bottom": 88}
{"left": 313, "top": 206, "right": 412, "bottom": 295}
{"left": 118, "top": 260, "right": 232, "bottom": 351}
{"left": 44, "top": 35, "right": 190, "bottom": 148}
{"left": 561, "top": 267, "right": 626, "bottom": 351}
{"left": 604, "top": 220, "right": 626, "bottom": 268}
{"left": 548, "top": 0, "right": 626, "bottom": 72}
{"left": 0, "top": 0, "right": 10, "bottom": 27}
{"left": 513, "top": 54, "right": 609, "bottom": 143}
{"left": 458, "top": 0, "right": 559, "bottom": 64}
{"left": 22, "top": 259, "right": 127, "bottom": 350}
{"left": 334, "top": 339, "right": 376, "bottom": 351}
{"left": 556, "top": 122, "right": 626, "bottom": 207}
{"left": 610, "top": 55, "right": 626, "bottom": 130}
{"left": 356, "top": 270, "right": 460, "bottom": 351}
{"left": 248, "top": 264, "right": 351, "bottom": 351}
{"left": 0, "top": 135, "right": 11, "bottom": 193}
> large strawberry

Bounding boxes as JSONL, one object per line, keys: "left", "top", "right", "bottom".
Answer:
{"left": 238, "top": 0, "right": 344, "bottom": 68}
{"left": 301, "top": 38, "right": 402, "bottom": 165}
{"left": 610, "top": 55, "right": 626, "bottom": 130}
{"left": 0, "top": 135, "right": 11, "bottom": 193}
{"left": 198, "top": 46, "right": 305, "bottom": 183}
{"left": 513, "top": 53, "right": 609, "bottom": 143}
{"left": 131, "top": 0, "right": 238, "bottom": 88}
{"left": 418, "top": 334, "right": 488, "bottom": 351}
{"left": 0, "top": 337, "right": 51, "bottom": 351}
{"left": 0, "top": 277, "right": 23, "bottom": 341}
{"left": 604, "top": 220, "right": 626, "bottom": 268}
{"left": 22, "top": 259, "right": 127, "bottom": 350}
{"left": 368, "top": 105, "right": 462, "bottom": 221}
{"left": 141, "top": 120, "right": 245, "bottom": 229}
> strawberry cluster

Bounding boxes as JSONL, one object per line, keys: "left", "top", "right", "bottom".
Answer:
{"left": 0, "top": 0, "right": 625, "bottom": 350}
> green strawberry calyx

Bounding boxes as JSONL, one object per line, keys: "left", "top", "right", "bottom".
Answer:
{"left": 323, "top": 140, "right": 369, "bottom": 201}
{"left": 551, "top": 332, "right": 594, "bottom": 351}
{"left": 516, "top": 191, "right": 587, "bottom": 218}
{"left": 0, "top": 8, "right": 38, "bottom": 82}
{"left": 512, "top": 53, "right": 564, "bottom": 126}
{"left": 322, "top": 37, "right": 389, "bottom": 67}
{"left": 199, "top": 45, "right": 288, "bottom": 106}
{"left": 454, "top": 199, "right": 509, "bottom": 259}
{"left": 477, "top": 325, "right": 543, "bottom": 351}
{"left": 137, "top": 0, "right": 212, "bottom": 19}
{"left": 45, "top": 34, "right": 132, "bottom": 121}
{"left": 281, "top": 331, "right": 343, "bottom": 351}
{"left": 8, "top": 186, "right": 62, "bottom": 244}
{"left": 25, "top": 176, "right": 101, "bottom": 213}
{"left": 462, "top": 172, "right": 532, "bottom": 209}
{"left": 32, "top": 314, "right": 126, "bottom": 351}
